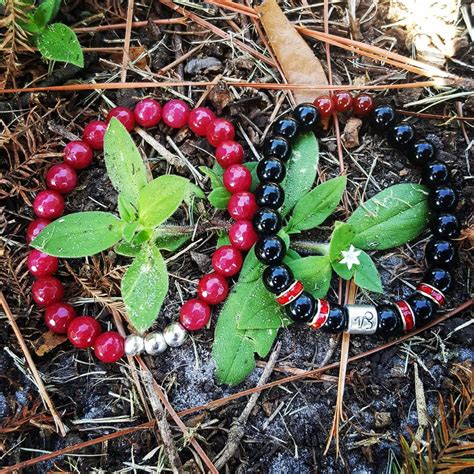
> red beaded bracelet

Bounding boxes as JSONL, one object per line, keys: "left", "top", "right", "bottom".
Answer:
{"left": 27, "top": 98, "right": 258, "bottom": 362}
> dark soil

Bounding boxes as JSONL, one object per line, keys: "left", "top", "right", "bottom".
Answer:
{"left": 0, "top": 1, "right": 472, "bottom": 473}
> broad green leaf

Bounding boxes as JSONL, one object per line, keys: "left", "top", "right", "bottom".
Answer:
{"left": 115, "top": 241, "right": 142, "bottom": 257}
{"left": 155, "top": 234, "right": 191, "bottom": 252}
{"left": 33, "top": 0, "right": 60, "bottom": 28}
{"left": 288, "top": 256, "right": 332, "bottom": 299}
{"left": 121, "top": 244, "right": 168, "bottom": 333}
{"left": 122, "top": 221, "right": 139, "bottom": 243}
{"left": 287, "top": 176, "right": 346, "bottom": 232}
{"left": 37, "top": 23, "right": 84, "bottom": 67}
{"left": 213, "top": 252, "right": 283, "bottom": 385}
{"left": 348, "top": 183, "right": 430, "bottom": 250}
{"left": 329, "top": 222, "right": 355, "bottom": 262}
{"left": 208, "top": 187, "right": 230, "bottom": 209}
{"left": 200, "top": 166, "right": 222, "bottom": 189}
{"left": 217, "top": 232, "right": 231, "bottom": 247}
{"left": 186, "top": 182, "right": 205, "bottom": 201}
{"left": 332, "top": 260, "right": 355, "bottom": 280}
{"left": 354, "top": 251, "right": 383, "bottom": 293}
{"left": 104, "top": 118, "right": 148, "bottom": 206}
{"left": 280, "top": 132, "right": 319, "bottom": 216}
{"left": 31, "top": 212, "right": 123, "bottom": 257}
{"left": 118, "top": 195, "right": 137, "bottom": 223}
{"left": 243, "top": 162, "right": 258, "bottom": 192}
{"left": 138, "top": 175, "right": 189, "bottom": 228}
{"left": 285, "top": 248, "right": 301, "bottom": 261}
{"left": 131, "top": 229, "right": 152, "bottom": 246}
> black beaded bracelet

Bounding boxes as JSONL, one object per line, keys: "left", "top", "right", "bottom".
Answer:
{"left": 251, "top": 101, "right": 461, "bottom": 337}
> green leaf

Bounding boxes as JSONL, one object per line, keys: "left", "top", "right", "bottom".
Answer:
{"left": 36, "top": 23, "right": 84, "bottom": 67}
{"left": 115, "top": 241, "right": 142, "bottom": 257}
{"left": 280, "top": 132, "right": 319, "bottom": 216}
{"left": 138, "top": 175, "right": 189, "bottom": 228}
{"left": 200, "top": 166, "right": 222, "bottom": 189}
{"left": 31, "top": 211, "right": 123, "bottom": 257}
{"left": 155, "top": 234, "right": 190, "bottom": 252}
{"left": 217, "top": 232, "right": 231, "bottom": 247}
{"left": 33, "top": 0, "right": 61, "bottom": 28}
{"left": 354, "top": 251, "right": 383, "bottom": 293}
{"left": 122, "top": 221, "right": 139, "bottom": 243}
{"left": 121, "top": 244, "right": 168, "bottom": 333}
{"left": 329, "top": 222, "right": 355, "bottom": 262}
{"left": 208, "top": 187, "right": 231, "bottom": 209}
{"left": 288, "top": 256, "right": 332, "bottom": 299}
{"left": 131, "top": 229, "right": 153, "bottom": 246}
{"left": 348, "top": 183, "right": 430, "bottom": 250}
{"left": 118, "top": 195, "right": 137, "bottom": 223}
{"left": 243, "top": 162, "right": 258, "bottom": 192}
{"left": 213, "top": 252, "right": 283, "bottom": 385}
{"left": 104, "top": 118, "right": 148, "bottom": 206}
{"left": 332, "top": 260, "right": 355, "bottom": 280}
{"left": 287, "top": 176, "right": 346, "bottom": 232}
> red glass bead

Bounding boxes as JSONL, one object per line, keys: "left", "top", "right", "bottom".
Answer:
{"left": 162, "top": 99, "right": 190, "bottom": 128}
{"left": 333, "top": 91, "right": 353, "bottom": 112}
{"left": 83, "top": 121, "right": 108, "bottom": 150}
{"left": 212, "top": 245, "right": 243, "bottom": 277}
{"left": 229, "top": 220, "right": 258, "bottom": 251}
{"left": 197, "top": 273, "right": 229, "bottom": 305}
{"left": 223, "top": 164, "right": 252, "bottom": 193}
{"left": 27, "top": 249, "right": 58, "bottom": 277}
{"left": 67, "top": 315, "right": 102, "bottom": 349}
{"left": 207, "top": 119, "right": 235, "bottom": 147}
{"left": 313, "top": 95, "right": 334, "bottom": 118}
{"left": 107, "top": 106, "right": 136, "bottom": 131}
{"left": 134, "top": 98, "right": 162, "bottom": 127}
{"left": 188, "top": 107, "right": 215, "bottom": 136}
{"left": 46, "top": 163, "right": 77, "bottom": 194}
{"left": 353, "top": 93, "right": 375, "bottom": 116}
{"left": 32, "top": 276, "right": 64, "bottom": 306}
{"left": 227, "top": 192, "right": 258, "bottom": 221}
{"left": 33, "top": 190, "right": 64, "bottom": 219}
{"left": 63, "top": 141, "right": 93, "bottom": 170}
{"left": 26, "top": 218, "right": 50, "bottom": 244}
{"left": 94, "top": 331, "right": 124, "bottom": 363}
{"left": 179, "top": 298, "right": 211, "bottom": 331}
{"left": 44, "top": 302, "right": 76, "bottom": 334}
{"left": 215, "top": 140, "right": 243, "bottom": 168}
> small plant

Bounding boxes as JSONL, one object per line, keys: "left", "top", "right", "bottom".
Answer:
{"left": 211, "top": 132, "right": 431, "bottom": 385}
{"left": 32, "top": 119, "right": 201, "bottom": 333}
{"left": 1, "top": 0, "right": 83, "bottom": 68}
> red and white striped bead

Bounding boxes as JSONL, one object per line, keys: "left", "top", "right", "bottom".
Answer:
{"left": 308, "top": 299, "right": 330, "bottom": 330}
{"left": 275, "top": 280, "right": 304, "bottom": 306}
{"left": 394, "top": 300, "right": 415, "bottom": 331}
{"left": 416, "top": 283, "right": 446, "bottom": 306}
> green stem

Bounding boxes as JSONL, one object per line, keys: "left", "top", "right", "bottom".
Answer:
{"left": 155, "top": 219, "right": 230, "bottom": 236}
{"left": 290, "top": 240, "right": 330, "bottom": 256}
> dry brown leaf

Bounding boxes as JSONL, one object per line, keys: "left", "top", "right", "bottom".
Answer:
{"left": 256, "top": 0, "right": 329, "bottom": 104}
{"left": 341, "top": 117, "right": 362, "bottom": 149}
{"left": 33, "top": 331, "right": 67, "bottom": 356}
{"left": 110, "top": 46, "right": 149, "bottom": 70}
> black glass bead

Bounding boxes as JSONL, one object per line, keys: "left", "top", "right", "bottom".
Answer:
{"left": 370, "top": 104, "right": 397, "bottom": 132}
{"left": 376, "top": 304, "right": 403, "bottom": 337}
{"left": 262, "top": 264, "right": 294, "bottom": 294}
{"left": 407, "top": 140, "right": 437, "bottom": 166}
{"left": 431, "top": 213, "right": 460, "bottom": 239}
{"left": 424, "top": 267, "right": 452, "bottom": 293}
{"left": 430, "top": 186, "right": 458, "bottom": 212}
{"left": 422, "top": 161, "right": 451, "bottom": 187}
{"left": 263, "top": 136, "right": 291, "bottom": 161}
{"left": 321, "top": 304, "right": 347, "bottom": 333}
{"left": 387, "top": 123, "right": 416, "bottom": 150}
{"left": 293, "top": 103, "right": 320, "bottom": 131}
{"left": 254, "top": 182, "right": 285, "bottom": 209}
{"left": 253, "top": 207, "right": 282, "bottom": 235}
{"left": 406, "top": 293, "right": 437, "bottom": 327}
{"left": 273, "top": 117, "right": 299, "bottom": 141}
{"left": 425, "top": 239, "right": 456, "bottom": 267}
{"left": 285, "top": 291, "right": 317, "bottom": 323}
{"left": 255, "top": 235, "right": 286, "bottom": 264}
{"left": 256, "top": 157, "right": 286, "bottom": 183}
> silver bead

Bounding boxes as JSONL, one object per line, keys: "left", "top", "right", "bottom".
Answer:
{"left": 144, "top": 332, "right": 167, "bottom": 355}
{"left": 124, "top": 334, "right": 145, "bottom": 356}
{"left": 163, "top": 322, "right": 187, "bottom": 347}
{"left": 345, "top": 304, "right": 378, "bottom": 334}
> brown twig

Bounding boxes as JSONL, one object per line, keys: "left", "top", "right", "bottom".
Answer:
{"left": 120, "top": 0, "right": 135, "bottom": 83}
{"left": 0, "top": 291, "right": 67, "bottom": 437}
{"left": 214, "top": 342, "right": 282, "bottom": 469}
